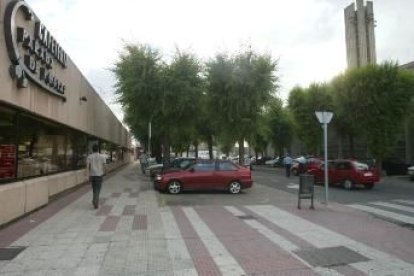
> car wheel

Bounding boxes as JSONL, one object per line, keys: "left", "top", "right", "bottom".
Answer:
{"left": 168, "top": 180, "right": 181, "bottom": 194}
{"left": 364, "top": 183, "right": 374, "bottom": 189}
{"left": 229, "top": 181, "right": 241, "bottom": 194}
{"left": 343, "top": 179, "right": 354, "bottom": 190}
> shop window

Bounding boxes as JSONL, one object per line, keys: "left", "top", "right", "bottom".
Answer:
{"left": 17, "top": 115, "right": 67, "bottom": 177}
{"left": 0, "top": 106, "right": 17, "bottom": 181}
{"left": 67, "top": 130, "right": 87, "bottom": 170}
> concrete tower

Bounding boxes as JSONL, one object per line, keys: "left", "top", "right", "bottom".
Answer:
{"left": 344, "top": 0, "right": 376, "bottom": 68}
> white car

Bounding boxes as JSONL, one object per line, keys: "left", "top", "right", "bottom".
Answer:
{"left": 408, "top": 165, "right": 414, "bottom": 181}
{"left": 265, "top": 157, "right": 280, "bottom": 167}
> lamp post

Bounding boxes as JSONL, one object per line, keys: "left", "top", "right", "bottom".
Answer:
{"left": 315, "top": 111, "right": 333, "bottom": 205}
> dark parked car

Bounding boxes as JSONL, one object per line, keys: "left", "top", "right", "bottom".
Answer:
{"left": 382, "top": 158, "right": 410, "bottom": 176}
{"left": 306, "top": 159, "right": 380, "bottom": 190}
{"left": 154, "top": 159, "right": 253, "bottom": 194}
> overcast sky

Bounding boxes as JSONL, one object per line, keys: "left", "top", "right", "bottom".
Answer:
{"left": 26, "top": 0, "right": 414, "bottom": 122}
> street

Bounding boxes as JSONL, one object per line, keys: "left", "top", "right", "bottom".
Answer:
{"left": 1, "top": 162, "right": 414, "bottom": 275}
{"left": 158, "top": 165, "right": 414, "bottom": 231}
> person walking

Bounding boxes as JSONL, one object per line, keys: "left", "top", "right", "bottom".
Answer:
{"left": 87, "top": 144, "right": 106, "bottom": 209}
{"left": 283, "top": 153, "right": 293, "bottom": 177}
{"left": 139, "top": 151, "right": 148, "bottom": 174}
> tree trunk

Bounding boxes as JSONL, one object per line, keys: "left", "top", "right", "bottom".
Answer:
{"left": 208, "top": 135, "right": 214, "bottom": 159}
{"left": 194, "top": 142, "right": 199, "bottom": 158}
{"left": 238, "top": 138, "right": 245, "bottom": 166}
{"left": 162, "top": 134, "right": 171, "bottom": 168}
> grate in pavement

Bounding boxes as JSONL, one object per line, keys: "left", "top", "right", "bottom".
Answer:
{"left": 294, "top": 246, "right": 370, "bottom": 267}
{"left": 0, "top": 247, "right": 26, "bottom": 260}
{"left": 236, "top": 215, "right": 256, "bottom": 220}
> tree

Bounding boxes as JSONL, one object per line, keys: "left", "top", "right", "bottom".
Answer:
{"left": 331, "top": 62, "right": 414, "bottom": 168}
{"left": 160, "top": 50, "right": 204, "bottom": 165}
{"left": 113, "top": 44, "right": 204, "bottom": 166}
{"left": 206, "top": 49, "right": 278, "bottom": 164}
{"left": 266, "top": 98, "right": 293, "bottom": 157}
{"left": 288, "top": 83, "right": 332, "bottom": 155}
{"left": 112, "top": 43, "right": 163, "bottom": 155}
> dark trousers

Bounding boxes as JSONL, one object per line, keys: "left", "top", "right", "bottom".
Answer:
{"left": 285, "top": 164, "right": 292, "bottom": 177}
{"left": 90, "top": 176, "right": 103, "bottom": 205}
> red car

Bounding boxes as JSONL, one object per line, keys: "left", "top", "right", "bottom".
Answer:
{"left": 291, "top": 157, "right": 322, "bottom": 176}
{"left": 154, "top": 159, "right": 253, "bottom": 194}
{"left": 306, "top": 159, "right": 380, "bottom": 190}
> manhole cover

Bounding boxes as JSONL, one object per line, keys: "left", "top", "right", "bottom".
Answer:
{"left": 294, "top": 246, "right": 370, "bottom": 267}
{"left": 0, "top": 247, "right": 26, "bottom": 261}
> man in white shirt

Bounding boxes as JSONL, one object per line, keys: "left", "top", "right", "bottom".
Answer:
{"left": 283, "top": 153, "right": 293, "bottom": 177}
{"left": 139, "top": 152, "right": 148, "bottom": 174}
{"left": 86, "top": 144, "right": 106, "bottom": 209}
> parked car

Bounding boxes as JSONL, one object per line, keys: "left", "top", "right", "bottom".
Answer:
{"left": 291, "top": 157, "right": 322, "bottom": 176}
{"left": 306, "top": 159, "right": 380, "bottom": 190}
{"left": 253, "top": 156, "right": 274, "bottom": 165}
{"left": 265, "top": 157, "right": 282, "bottom": 167}
{"left": 154, "top": 159, "right": 253, "bottom": 194}
{"left": 382, "top": 157, "right": 410, "bottom": 176}
{"left": 148, "top": 157, "right": 196, "bottom": 179}
{"left": 408, "top": 165, "right": 414, "bottom": 181}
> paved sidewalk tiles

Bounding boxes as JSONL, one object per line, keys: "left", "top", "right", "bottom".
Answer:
{"left": 0, "top": 163, "right": 413, "bottom": 275}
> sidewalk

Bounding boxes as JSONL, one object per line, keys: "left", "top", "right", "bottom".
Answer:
{"left": 0, "top": 162, "right": 413, "bottom": 275}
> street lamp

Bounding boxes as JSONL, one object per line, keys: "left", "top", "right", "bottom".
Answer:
{"left": 315, "top": 111, "right": 333, "bottom": 205}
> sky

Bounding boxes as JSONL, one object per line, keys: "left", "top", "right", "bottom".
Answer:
{"left": 26, "top": 0, "right": 414, "bottom": 123}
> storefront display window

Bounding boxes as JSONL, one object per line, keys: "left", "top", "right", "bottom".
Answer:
{"left": 0, "top": 106, "right": 17, "bottom": 180}
{"left": 17, "top": 115, "right": 67, "bottom": 178}
{"left": 0, "top": 104, "right": 125, "bottom": 183}
{"left": 67, "top": 131, "right": 87, "bottom": 170}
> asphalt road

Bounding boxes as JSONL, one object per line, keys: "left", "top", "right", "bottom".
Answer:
{"left": 252, "top": 165, "right": 414, "bottom": 205}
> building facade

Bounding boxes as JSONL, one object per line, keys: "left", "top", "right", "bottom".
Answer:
{"left": 0, "top": 0, "right": 131, "bottom": 226}
{"left": 344, "top": 0, "right": 376, "bottom": 68}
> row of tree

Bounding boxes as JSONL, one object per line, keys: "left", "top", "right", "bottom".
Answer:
{"left": 113, "top": 43, "right": 414, "bottom": 168}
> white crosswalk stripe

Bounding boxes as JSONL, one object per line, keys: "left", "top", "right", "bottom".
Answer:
{"left": 370, "top": 201, "right": 414, "bottom": 213}
{"left": 182, "top": 207, "right": 246, "bottom": 276}
{"left": 348, "top": 203, "right": 414, "bottom": 225}
{"left": 393, "top": 199, "right": 414, "bottom": 205}
{"left": 160, "top": 207, "right": 198, "bottom": 276}
{"left": 225, "top": 206, "right": 343, "bottom": 276}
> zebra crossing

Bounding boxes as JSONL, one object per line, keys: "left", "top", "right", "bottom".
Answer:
{"left": 347, "top": 199, "right": 414, "bottom": 226}
{"left": 159, "top": 203, "right": 414, "bottom": 275}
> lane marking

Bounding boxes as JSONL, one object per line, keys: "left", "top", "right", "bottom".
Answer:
{"left": 349, "top": 204, "right": 414, "bottom": 225}
{"left": 247, "top": 205, "right": 414, "bottom": 275}
{"left": 225, "top": 206, "right": 343, "bottom": 275}
{"left": 370, "top": 201, "right": 414, "bottom": 214}
{"left": 182, "top": 207, "right": 246, "bottom": 276}
{"left": 393, "top": 199, "right": 414, "bottom": 206}
{"left": 160, "top": 207, "right": 198, "bottom": 275}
